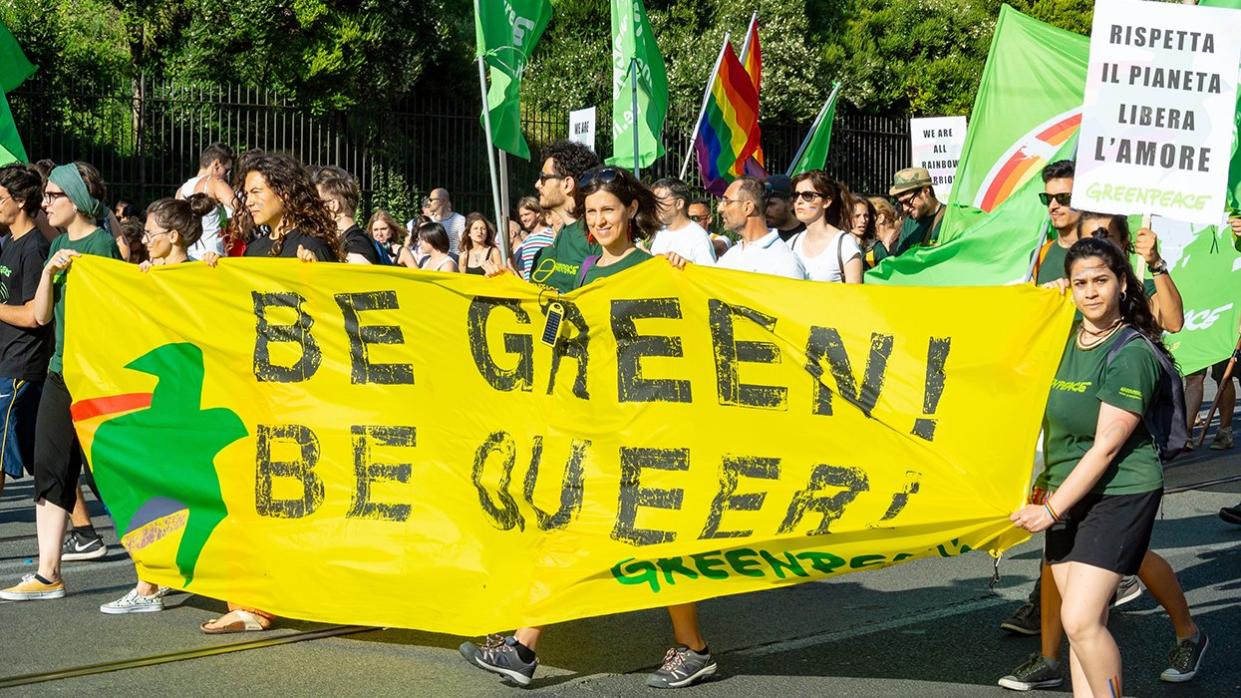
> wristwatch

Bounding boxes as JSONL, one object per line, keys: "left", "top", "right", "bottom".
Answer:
{"left": 1148, "top": 259, "right": 1168, "bottom": 276}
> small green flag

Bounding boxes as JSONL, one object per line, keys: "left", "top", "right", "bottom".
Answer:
{"left": 606, "top": 0, "right": 668, "bottom": 170}
{"left": 474, "top": 0, "right": 553, "bottom": 160}
{"left": 0, "top": 21, "right": 35, "bottom": 94}
{"left": 0, "top": 92, "right": 27, "bottom": 166}
{"left": 786, "top": 82, "right": 841, "bottom": 177}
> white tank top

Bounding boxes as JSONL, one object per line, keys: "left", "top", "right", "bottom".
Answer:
{"left": 177, "top": 176, "right": 231, "bottom": 258}
{"left": 789, "top": 230, "right": 862, "bottom": 283}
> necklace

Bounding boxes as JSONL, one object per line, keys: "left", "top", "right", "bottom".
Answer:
{"left": 1076, "top": 319, "right": 1122, "bottom": 349}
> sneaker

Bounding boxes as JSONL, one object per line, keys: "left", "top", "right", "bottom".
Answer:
{"left": 458, "top": 635, "right": 537, "bottom": 686}
{"left": 646, "top": 646, "right": 718, "bottom": 689}
{"left": 998, "top": 653, "right": 1063, "bottom": 691}
{"left": 1161, "top": 631, "right": 1209, "bottom": 682}
{"left": 999, "top": 600, "right": 1041, "bottom": 636}
{"left": 1110, "top": 575, "right": 1142, "bottom": 609}
{"left": 100, "top": 587, "right": 165, "bottom": 614}
{"left": 61, "top": 531, "right": 107, "bottom": 561}
{"left": 1220, "top": 504, "right": 1241, "bottom": 525}
{"left": 0, "top": 573, "right": 66, "bottom": 601}
{"left": 1209, "top": 428, "right": 1233, "bottom": 450}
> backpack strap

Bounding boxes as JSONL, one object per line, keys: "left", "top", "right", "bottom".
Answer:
{"left": 1031, "top": 239, "right": 1056, "bottom": 281}
{"left": 836, "top": 231, "right": 846, "bottom": 282}
{"left": 575, "top": 254, "right": 600, "bottom": 288}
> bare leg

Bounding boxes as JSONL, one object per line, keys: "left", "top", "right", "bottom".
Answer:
{"left": 69, "top": 486, "right": 91, "bottom": 528}
{"left": 668, "top": 603, "right": 707, "bottom": 651}
{"left": 1041, "top": 561, "right": 1066, "bottom": 661}
{"left": 135, "top": 578, "right": 160, "bottom": 596}
{"left": 1184, "top": 370, "right": 1206, "bottom": 430}
{"left": 513, "top": 626, "right": 544, "bottom": 651}
{"left": 0, "top": 471, "right": 5, "bottom": 498}
{"left": 1138, "top": 550, "right": 1197, "bottom": 640}
{"left": 1053, "top": 561, "right": 1123, "bottom": 698}
{"left": 35, "top": 499, "right": 70, "bottom": 581}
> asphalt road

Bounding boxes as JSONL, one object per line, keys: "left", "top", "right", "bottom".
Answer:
{"left": 0, "top": 404, "right": 1237, "bottom": 697}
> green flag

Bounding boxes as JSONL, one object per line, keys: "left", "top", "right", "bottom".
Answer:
{"left": 942, "top": 5, "right": 1088, "bottom": 242}
{"left": 474, "top": 0, "right": 553, "bottom": 159}
{"left": 786, "top": 82, "right": 840, "bottom": 177}
{"left": 1163, "top": 224, "right": 1241, "bottom": 374}
{"left": 606, "top": 0, "right": 667, "bottom": 170}
{"left": 0, "top": 92, "right": 27, "bottom": 166}
{"left": 0, "top": 21, "right": 35, "bottom": 94}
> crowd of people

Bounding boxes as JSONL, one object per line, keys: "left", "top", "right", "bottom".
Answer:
{"left": 0, "top": 139, "right": 1236, "bottom": 693}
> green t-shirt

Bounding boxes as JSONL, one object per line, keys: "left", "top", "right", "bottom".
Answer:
{"left": 889, "top": 209, "right": 944, "bottom": 257}
{"left": 578, "top": 248, "right": 652, "bottom": 288}
{"left": 49, "top": 229, "right": 122, "bottom": 374}
{"left": 528, "top": 219, "right": 601, "bottom": 294}
{"left": 1040, "top": 329, "right": 1163, "bottom": 496}
{"left": 1036, "top": 241, "right": 1071, "bottom": 285}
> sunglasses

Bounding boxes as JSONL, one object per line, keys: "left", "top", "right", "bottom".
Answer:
{"left": 792, "top": 191, "right": 826, "bottom": 203}
{"left": 580, "top": 167, "right": 622, "bottom": 188}
{"left": 536, "top": 172, "right": 565, "bottom": 184}
{"left": 1039, "top": 192, "right": 1072, "bottom": 207}
{"left": 688, "top": 214, "right": 709, "bottom": 222}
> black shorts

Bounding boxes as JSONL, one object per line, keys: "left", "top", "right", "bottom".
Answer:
{"left": 1044, "top": 489, "right": 1162, "bottom": 575}
{"left": 33, "top": 372, "right": 85, "bottom": 512}
{"left": 1210, "top": 360, "right": 1238, "bottom": 387}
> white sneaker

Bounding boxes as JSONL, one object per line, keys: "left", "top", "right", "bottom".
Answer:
{"left": 100, "top": 587, "right": 165, "bottom": 614}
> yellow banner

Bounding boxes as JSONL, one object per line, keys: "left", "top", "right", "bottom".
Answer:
{"left": 64, "top": 257, "right": 1073, "bottom": 634}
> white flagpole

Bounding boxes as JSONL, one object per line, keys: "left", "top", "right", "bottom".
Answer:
{"left": 785, "top": 82, "right": 841, "bottom": 177}
{"left": 477, "top": 56, "right": 504, "bottom": 246}
{"left": 498, "top": 151, "right": 512, "bottom": 262}
{"left": 678, "top": 33, "right": 731, "bottom": 181}
{"left": 738, "top": 12, "right": 758, "bottom": 64}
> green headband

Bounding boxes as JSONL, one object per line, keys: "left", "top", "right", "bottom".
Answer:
{"left": 48, "top": 164, "right": 107, "bottom": 221}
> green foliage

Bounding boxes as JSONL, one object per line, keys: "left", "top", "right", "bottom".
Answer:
{"left": 367, "top": 166, "right": 419, "bottom": 229}
{"left": 2, "top": 0, "right": 1103, "bottom": 119}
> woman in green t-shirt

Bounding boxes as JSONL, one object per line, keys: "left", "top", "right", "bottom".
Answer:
{"left": 0, "top": 162, "right": 122, "bottom": 603}
{"left": 571, "top": 166, "right": 658, "bottom": 288}
{"left": 1011, "top": 237, "right": 1170, "bottom": 697}
{"left": 459, "top": 169, "right": 718, "bottom": 690}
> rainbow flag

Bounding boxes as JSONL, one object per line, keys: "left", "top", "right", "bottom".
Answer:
{"left": 739, "top": 14, "right": 764, "bottom": 169}
{"left": 693, "top": 40, "right": 763, "bottom": 196}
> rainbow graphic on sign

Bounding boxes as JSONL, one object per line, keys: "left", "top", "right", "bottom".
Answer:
{"left": 973, "top": 109, "right": 1081, "bottom": 212}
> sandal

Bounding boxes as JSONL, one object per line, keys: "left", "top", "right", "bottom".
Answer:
{"left": 200, "top": 609, "right": 271, "bottom": 635}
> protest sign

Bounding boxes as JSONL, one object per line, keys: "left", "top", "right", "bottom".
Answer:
{"left": 569, "top": 106, "right": 597, "bottom": 152}
{"left": 65, "top": 257, "right": 1072, "bottom": 634}
{"left": 910, "top": 116, "right": 967, "bottom": 201}
{"left": 1073, "top": 0, "right": 1241, "bottom": 224}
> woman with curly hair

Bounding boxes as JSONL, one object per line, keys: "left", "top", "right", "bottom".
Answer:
{"left": 206, "top": 152, "right": 342, "bottom": 264}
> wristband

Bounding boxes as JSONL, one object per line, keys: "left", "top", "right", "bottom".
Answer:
{"left": 1148, "top": 259, "right": 1168, "bottom": 276}
{"left": 1044, "top": 500, "right": 1060, "bottom": 522}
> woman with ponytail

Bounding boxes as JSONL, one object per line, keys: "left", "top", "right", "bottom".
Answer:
{"left": 0, "top": 162, "right": 122, "bottom": 602}
{"left": 1010, "top": 237, "right": 1174, "bottom": 697}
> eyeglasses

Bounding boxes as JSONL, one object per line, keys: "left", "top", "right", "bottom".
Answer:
{"left": 142, "top": 230, "right": 171, "bottom": 243}
{"left": 1039, "top": 192, "right": 1072, "bottom": 207}
{"left": 688, "top": 214, "right": 709, "bottom": 223}
{"left": 579, "top": 167, "right": 622, "bottom": 188}
{"left": 44, "top": 191, "right": 69, "bottom": 202}
{"left": 792, "top": 191, "right": 826, "bottom": 203}
{"left": 895, "top": 192, "right": 918, "bottom": 208}
{"left": 536, "top": 172, "right": 565, "bottom": 184}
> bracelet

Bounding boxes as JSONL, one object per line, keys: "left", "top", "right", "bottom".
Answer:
{"left": 1044, "top": 501, "right": 1060, "bottom": 522}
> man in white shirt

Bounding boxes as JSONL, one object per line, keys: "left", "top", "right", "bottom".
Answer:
{"left": 426, "top": 187, "right": 464, "bottom": 254}
{"left": 175, "top": 142, "right": 235, "bottom": 259}
{"left": 716, "top": 177, "right": 807, "bottom": 280}
{"left": 650, "top": 177, "right": 715, "bottom": 265}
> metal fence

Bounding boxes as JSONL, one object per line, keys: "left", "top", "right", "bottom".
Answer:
{"left": 9, "top": 75, "right": 911, "bottom": 220}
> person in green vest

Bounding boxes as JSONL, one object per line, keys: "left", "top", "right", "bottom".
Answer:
{"left": 1010, "top": 237, "right": 1189, "bottom": 697}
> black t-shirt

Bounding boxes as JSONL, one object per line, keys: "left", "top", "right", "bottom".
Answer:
{"left": 776, "top": 222, "right": 806, "bottom": 242}
{"left": 341, "top": 225, "right": 380, "bottom": 263}
{"left": 244, "top": 230, "right": 336, "bottom": 261}
{"left": 0, "top": 230, "right": 51, "bottom": 380}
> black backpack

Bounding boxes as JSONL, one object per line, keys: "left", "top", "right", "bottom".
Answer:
{"left": 1104, "top": 327, "right": 1187, "bottom": 463}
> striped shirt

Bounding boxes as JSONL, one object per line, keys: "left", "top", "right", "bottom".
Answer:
{"left": 515, "top": 227, "right": 555, "bottom": 280}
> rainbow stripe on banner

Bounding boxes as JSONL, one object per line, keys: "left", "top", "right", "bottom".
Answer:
{"left": 694, "top": 42, "right": 763, "bottom": 195}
